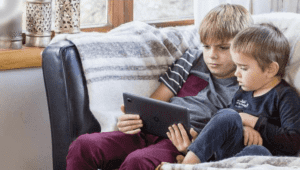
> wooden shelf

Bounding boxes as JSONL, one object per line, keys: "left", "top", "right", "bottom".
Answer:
{"left": 0, "top": 17, "right": 193, "bottom": 71}
{"left": 0, "top": 46, "right": 44, "bottom": 71}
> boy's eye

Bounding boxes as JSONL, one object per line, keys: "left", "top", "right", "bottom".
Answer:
{"left": 236, "top": 65, "right": 248, "bottom": 71}
{"left": 220, "top": 46, "right": 230, "bottom": 50}
{"left": 240, "top": 67, "right": 247, "bottom": 71}
{"left": 203, "top": 45, "right": 210, "bottom": 49}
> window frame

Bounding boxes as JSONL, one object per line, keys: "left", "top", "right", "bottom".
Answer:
{"left": 81, "top": 0, "right": 194, "bottom": 33}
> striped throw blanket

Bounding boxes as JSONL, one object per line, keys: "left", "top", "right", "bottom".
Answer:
{"left": 50, "top": 21, "right": 201, "bottom": 132}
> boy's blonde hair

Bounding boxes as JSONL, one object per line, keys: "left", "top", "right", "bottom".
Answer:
{"left": 231, "top": 23, "right": 290, "bottom": 78}
{"left": 199, "top": 4, "right": 253, "bottom": 44}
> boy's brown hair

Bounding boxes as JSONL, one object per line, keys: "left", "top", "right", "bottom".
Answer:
{"left": 231, "top": 23, "right": 290, "bottom": 78}
{"left": 199, "top": 4, "right": 253, "bottom": 44}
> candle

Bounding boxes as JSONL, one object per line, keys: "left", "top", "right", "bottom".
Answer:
{"left": 25, "top": 0, "right": 52, "bottom": 47}
{"left": 55, "top": 0, "right": 80, "bottom": 34}
{"left": 0, "top": 11, "right": 23, "bottom": 49}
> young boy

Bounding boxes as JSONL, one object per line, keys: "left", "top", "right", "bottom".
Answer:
{"left": 66, "top": 4, "right": 254, "bottom": 170}
{"left": 180, "top": 23, "right": 300, "bottom": 164}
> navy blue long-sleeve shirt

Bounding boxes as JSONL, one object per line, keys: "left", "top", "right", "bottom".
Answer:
{"left": 230, "top": 79, "right": 300, "bottom": 156}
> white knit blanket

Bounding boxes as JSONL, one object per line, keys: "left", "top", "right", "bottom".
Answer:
{"left": 161, "top": 156, "right": 300, "bottom": 170}
{"left": 50, "top": 21, "right": 201, "bottom": 132}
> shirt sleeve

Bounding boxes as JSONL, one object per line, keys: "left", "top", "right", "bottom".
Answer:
{"left": 159, "top": 49, "right": 201, "bottom": 95}
{"left": 254, "top": 88, "right": 300, "bottom": 155}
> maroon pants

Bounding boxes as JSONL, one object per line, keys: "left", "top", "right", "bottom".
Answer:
{"left": 66, "top": 131, "right": 181, "bottom": 170}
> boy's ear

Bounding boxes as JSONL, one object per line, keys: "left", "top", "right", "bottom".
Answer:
{"left": 266, "top": 62, "right": 279, "bottom": 78}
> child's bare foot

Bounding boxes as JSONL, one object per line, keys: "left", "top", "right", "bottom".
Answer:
{"left": 155, "top": 154, "right": 185, "bottom": 170}
{"left": 176, "top": 155, "right": 185, "bottom": 163}
{"left": 181, "top": 151, "right": 201, "bottom": 164}
{"left": 155, "top": 162, "right": 167, "bottom": 170}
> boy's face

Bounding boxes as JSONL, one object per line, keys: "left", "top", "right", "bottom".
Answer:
{"left": 203, "top": 39, "right": 236, "bottom": 79}
{"left": 230, "top": 51, "right": 270, "bottom": 92}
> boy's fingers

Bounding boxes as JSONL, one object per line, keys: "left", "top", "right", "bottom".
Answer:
{"left": 259, "top": 136, "right": 263, "bottom": 146}
{"left": 118, "top": 114, "right": 140, "bottom": 121}
{"left": 252, "top": 133, "right": 259, "bottom": 145}
{"left": 118, "top": 124, "right": 142, "bottom": 133}
{"left": 117, "top": 119, "right": 142, "bottom": 128}
{"left": 168, "top": 126, "right": 175, "bottom": 135}
{"left": 248, "top": 131, "right": 254, "bottom": 146}
{"left": 124, "top": 128, "right": 141, "bottom": 134}
{"left": 244, "top": 130, "right": 249, "bottom": 146}
{"left": 254, "top": 132, "right": 263, "bottom": 146}
{"left": 252, "top": 130, "right": 262, "bottom": 146}
{"left": 190, "top": 128, "right": 198, "bottom": 140}
{"left": 117, "top": 114, "right": 143, "bottom": 133}
{"left": 172, "top": 124, "right": 183, "bottom": 143}
{"left": 243, "top": 126, "right": 263, "bottom": 146}
{"left": 168, "top": 126, "right": 179, "bottom": 146}
{"left": 166, "top": 132, "right": 171, "bottom": 139}
{"left": 178, "top": 123, "right": 189, "bottom": 141}
{"left": 168, "top": 126, "right": 176, "bottom": 141}
{"left": 120, "top": 104, "right": 125, "bottom": 113}
{"left": 120, "top": 123, "right": 142, "bottom": 130}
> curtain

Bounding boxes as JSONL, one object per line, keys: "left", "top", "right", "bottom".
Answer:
{"left": 194, "top": 0, "right": 300, "bottom": 27}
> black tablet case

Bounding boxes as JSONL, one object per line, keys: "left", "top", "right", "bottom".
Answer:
{"left": 123, "top": 93, "right": 191, "bottom": 138}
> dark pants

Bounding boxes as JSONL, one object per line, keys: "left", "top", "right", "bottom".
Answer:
{"left": 66, "top": 131, "right": 181, "bottom": 170}
{"left": 188, "top": 108, "right": 272, "bottom": 162}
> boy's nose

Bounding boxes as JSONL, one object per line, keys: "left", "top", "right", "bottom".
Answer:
{"left": 234, "top": 69, "right": 240, "bottom": 77}
{"left": 209, "top": 49, "right": 218, "bottom": 59}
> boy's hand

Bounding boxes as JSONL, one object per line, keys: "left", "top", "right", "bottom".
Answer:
{"left": 239, "top": 112, "right": 259, "bottom": 128}
{"left": 117, "top": 105, "right": 143, "bottom": 134}
{"left": 166, "top": 123, "right": 198, "bottom": 154}
{"left": 243, "top": 126, "right": 263, "bottom": 146}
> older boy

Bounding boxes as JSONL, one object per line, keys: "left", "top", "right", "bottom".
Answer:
{"left": 180, "top": 23, "right": 300, "bottom": 164}
{"left": 66, "top": 4, "right": 253, "bottom": 170}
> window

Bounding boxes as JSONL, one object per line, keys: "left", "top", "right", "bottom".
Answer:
{"left": 21, "top": 0, "right": 194, "bottom": 33}
{"left": 134, "top": 0, "right": 194, "bottom": 22}
{"left": 80, "top": 0, "right": 107, "bottom": 28}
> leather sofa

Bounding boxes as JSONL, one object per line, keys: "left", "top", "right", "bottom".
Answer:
{"left": 42, "top": 13, "right": 300, "bottom": 170}
{"left": 42, "top": 40, "right": 101, "bottom": 170}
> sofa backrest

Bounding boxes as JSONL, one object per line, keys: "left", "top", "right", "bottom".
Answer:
{"left": 252, "top": 12, "right": 300, "bottom": 94}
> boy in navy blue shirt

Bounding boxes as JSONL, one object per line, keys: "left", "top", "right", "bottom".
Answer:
{"left": 178, "top": 23, "right": 300, "bottom": 164}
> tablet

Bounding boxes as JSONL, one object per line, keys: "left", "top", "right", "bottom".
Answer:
{"left": 123, "top": 92, "right": 191, "bottom": 139}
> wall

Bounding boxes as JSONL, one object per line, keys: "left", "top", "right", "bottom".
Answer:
{"left": 0, "top": 68, "right": 52, "bottom": 170}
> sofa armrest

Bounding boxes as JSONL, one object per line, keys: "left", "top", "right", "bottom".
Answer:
{"left": 42, "top": 40, "right": 101, "bottom": 170}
